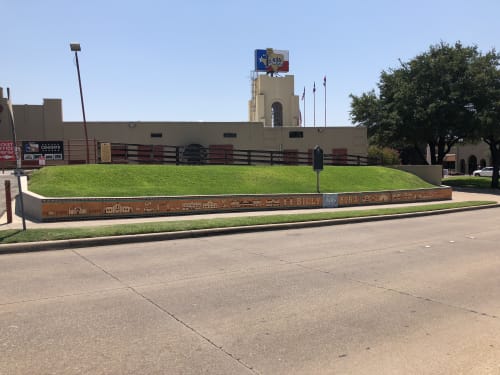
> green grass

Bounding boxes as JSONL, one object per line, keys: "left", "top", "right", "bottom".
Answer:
{"left": 443, "top": 176, "right": 498, "bottom": 189}
{"left": 3, "top": 165, "right": 492, "bottom": 246}
{"left": 28, "top": 165, "right": 435, "bottom": 197}
{"left": 0, "top": 201, "right": 494, "bottom": 245}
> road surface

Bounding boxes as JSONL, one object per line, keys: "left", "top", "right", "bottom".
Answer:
{"left": 1, "top": 208, "right": 500, "bottom": 374}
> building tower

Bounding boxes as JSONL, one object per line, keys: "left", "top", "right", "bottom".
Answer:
{"left": 0, "top": 88, "right": 9, "bottom": 126}
{"left": 248, "top": 49, "right": 300, "bottom": 127}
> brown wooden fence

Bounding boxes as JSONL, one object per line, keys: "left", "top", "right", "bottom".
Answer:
{"left": 103, "top": 143, "right": 375, "bottom": 166}
{"left": 0, "top": 140, "right": 378, "bottom": 169}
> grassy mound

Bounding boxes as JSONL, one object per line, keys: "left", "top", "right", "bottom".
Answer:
{"left": 28, "top": 165, "right": 435, "bottom": 198}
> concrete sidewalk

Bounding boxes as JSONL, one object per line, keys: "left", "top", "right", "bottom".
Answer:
{"left": 1, "top": 188, "right": 499, "bottom": 231}
{"left": 0, "top": 188, "right": 499, "bottom": 256}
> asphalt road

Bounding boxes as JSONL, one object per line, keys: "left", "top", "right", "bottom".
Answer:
{"left": 1, "top": 208, "right": 500, "bottom": 374}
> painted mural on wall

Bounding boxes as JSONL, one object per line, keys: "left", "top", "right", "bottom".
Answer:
{"left": 40, "top": 194, "right": 324, "bottom": 220}
{"left": 337, "top": 188, "right": 452, "bottom": 207}
{"left": 34, "top": 187, "right": 452, "bottom": 222}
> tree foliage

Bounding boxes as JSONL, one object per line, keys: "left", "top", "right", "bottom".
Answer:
{"left": 471, "top": 51, "right": 500, "bottom": 187}
{"left": 350, "top": 42, "right": 491, "bottom": 165}
{"left": 367, "top": 146, "right": 400, "bottom": 165}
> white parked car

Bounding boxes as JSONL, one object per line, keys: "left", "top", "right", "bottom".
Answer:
{"left": 473, "top": 167, "right": 493, "bottom": 177}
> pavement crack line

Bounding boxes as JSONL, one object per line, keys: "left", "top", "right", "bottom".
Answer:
{"left": 128, "top": 286, "right": 261, "bottom": 375}
{"left": 72, "top": 249, "right": 125, "bottom": 285}
{"left": 295, "top": 261, "right": 498, "bottom": 320}
{"left": 72, "top": 249, "right": 260, "bottom": 375}
{"left": 349, "top": 278, "right": 499, "bottom": 320}
{"left": 0, "top": 287, "right": 131, "bottom": 307}
{"left": 238, "top": 238, "right": 442, "bottom": 267}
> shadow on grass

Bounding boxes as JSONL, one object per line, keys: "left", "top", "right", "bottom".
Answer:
{"left": 451, "top": 186, "right": 500, "bottom": 195}
{"left": 443, "top": 176, "right": 500, "bottom": 191}
{"left": 0, "top": 230, "right": 23, "bottom": 241}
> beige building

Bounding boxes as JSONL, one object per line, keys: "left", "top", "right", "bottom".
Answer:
{"left": 444, "top": 142, "right": 492, "bottom": 175}
{"left": 0, "top": 74, "right": 367, "bottom": 165}
{"left": 249, "top": 74, "right": 300, "bottom": 127}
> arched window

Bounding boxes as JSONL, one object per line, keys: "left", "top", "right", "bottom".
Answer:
{"left": 271, "top": 102, "right": 283, "bottom": 127}
{"left": 468, "top": 155, "right": 477, "bottom": 175}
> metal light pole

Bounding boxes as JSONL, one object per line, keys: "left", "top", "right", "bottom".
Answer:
{"left": 70, "top": 43, "right": 90, "bottom": 164}
{"left": 5, "top": 89, "right": 27, "bottom": 230}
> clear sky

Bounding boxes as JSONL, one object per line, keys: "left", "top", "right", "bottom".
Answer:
{"left": 2, "top": 0, "right": 499, "bottom": 126}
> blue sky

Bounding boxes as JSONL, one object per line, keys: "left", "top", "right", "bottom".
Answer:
{"left": 2, "top": 0, "right": 499, "bottom": 126}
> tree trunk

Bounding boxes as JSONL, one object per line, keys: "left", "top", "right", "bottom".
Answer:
{"left": 413, "top": 144, "right": 428, "bottom": 165}
{"left": 436, "top": 137, "right": 446, "bottom": 165}
{"left": 488, "top": 141, "right": 500, "bottom": 189}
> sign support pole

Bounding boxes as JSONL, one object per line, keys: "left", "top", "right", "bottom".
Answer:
{"left": 6, "top": 89, "right": 26, "bottom": 230}
{"left": 313, "top": 145, "right": 324, "bottom": 194}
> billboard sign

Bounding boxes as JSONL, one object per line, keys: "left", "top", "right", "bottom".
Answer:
{"left": 255, "top": 48, "right": 289, "bottom": 73}
{"left": 22, "top": 141, "right": 64, "bottom": 161}
{"left": 0, "top": 141, "right": 16, "bottom": 161}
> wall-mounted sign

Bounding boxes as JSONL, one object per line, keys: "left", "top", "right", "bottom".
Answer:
{"left": 22, "top": 141, "right": 64, "bottom": 161}
{"left": 255, "top": 48, "right": 289, "bottom": 73}
{"left": 100, "top": 143, "right": 112, "bottom": 163}
{"left": 0, "top": 141, "right": 15, "bottom": 161}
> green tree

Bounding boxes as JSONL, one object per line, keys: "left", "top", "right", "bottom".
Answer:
{"left": 351, "top": 42, "right": 483, "bottom": 165}
{"left": 472, "top": 51, "right": 500, "bottom": 188}
{"left": 367, "top": 146, "right": 400, "bottom": 165}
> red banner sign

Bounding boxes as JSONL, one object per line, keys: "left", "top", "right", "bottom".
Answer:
{"left": 0, "top": 141, "right": 16, "bottom": 161}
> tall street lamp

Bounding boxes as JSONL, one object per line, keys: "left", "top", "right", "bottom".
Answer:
{"left": 70, "top": 43, "right": 90, "bottom": 164}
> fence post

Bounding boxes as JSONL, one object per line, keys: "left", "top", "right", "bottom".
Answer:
{"left": 5, "top": 180, "right": 12, "bottom": 223}
{"left": 247, "top": 151, "right": 251, "bottom": 165}
{"left": 175, "top": 146, "right": 180, "bottom": 165}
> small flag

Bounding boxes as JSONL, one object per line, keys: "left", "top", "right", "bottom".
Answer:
{"left": 313, "top": 82, "right": 316, "bottom": 93}
{"left": 301, "top": 86, "right": 305, "bottom": 100}
{"left": 323, "top": 76, "right": 326, "bottom": 87}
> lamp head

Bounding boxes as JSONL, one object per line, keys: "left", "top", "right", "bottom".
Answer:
{"left": 70, "top": 43, "right": 81, "bottom": 52}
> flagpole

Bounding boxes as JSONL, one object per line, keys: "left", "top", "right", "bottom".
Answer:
{"left": 313, "top": 82, "right": 316, "bottom": 128}
{"left": 302, "top": 86, "right": 306, "bottom": 127}
{"left": 323, "top": 76, "right": 327, "bottom": 127}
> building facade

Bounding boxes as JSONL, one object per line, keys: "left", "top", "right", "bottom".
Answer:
{"left": 444, "top": 142, "right": 492, "bottom": 175}
{"left": 0, "top": 74, "right": 368, "bottom": 165}
{"left": 248, "top": 74, "right": 300, "bottom": 127}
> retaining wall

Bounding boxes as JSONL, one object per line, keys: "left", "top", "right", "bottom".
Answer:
{"left": 21, "top": 186, "right": 452, "bottom": 222}
{"left": 391, "top": 165, "right": 443, "bottom": 185}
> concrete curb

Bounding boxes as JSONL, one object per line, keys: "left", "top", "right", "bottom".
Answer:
{"left": 1, "top": 203, "right": 499, "bottom": 255}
